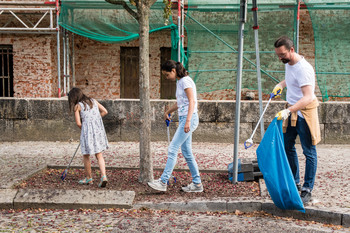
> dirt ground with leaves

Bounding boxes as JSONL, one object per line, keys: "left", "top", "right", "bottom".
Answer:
{"left": 15, "top": 168, "right": 260, "bottom": 203}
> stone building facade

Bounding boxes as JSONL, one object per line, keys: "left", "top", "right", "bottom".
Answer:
{"left": 0, "top": 1, "right": 316, "bottom": 100}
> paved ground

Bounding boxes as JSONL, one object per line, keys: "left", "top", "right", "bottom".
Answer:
{"left": 0, "top": 208, "right": 348, "bottom": 232}
{"left": 0, "top": 141, "right": 350, "bottom": 232}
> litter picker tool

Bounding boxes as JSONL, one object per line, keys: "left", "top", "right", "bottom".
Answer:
{"left": 61, "top": 142, "right": 80, "bottom": 181}
{"left": 166, "top": 113, "right": 171, "bottom": 144}
{"left": 165, "top": 113, "right": 176, "bottom": 184}
{"left": 244, "top": 91, "right": 280, "bottom": 149}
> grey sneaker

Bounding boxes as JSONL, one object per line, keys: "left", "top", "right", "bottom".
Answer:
{"left": 296, "top": 184, "right": 301, "bottom": 192}
{"left": 147, "top": 179, "right": 167, "bottom": 192}
{"left": 300, "top": 190, "right": 312, "bottom": 204}
{"left": 182, "top": 183, "right": 203, "bottom": 193}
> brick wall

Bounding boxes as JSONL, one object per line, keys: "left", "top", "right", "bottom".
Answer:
{"left": 73, "top": 30, "right": 173, "bottom": 99}
{"left": 0, "top": 34, "right": 56, "bottom": 98}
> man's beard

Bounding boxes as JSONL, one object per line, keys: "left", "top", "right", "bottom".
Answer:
{"left": 281, "top": 58, "right": 290, "bottom": 64}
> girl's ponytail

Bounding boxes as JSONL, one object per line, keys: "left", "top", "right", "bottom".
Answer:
{"left": 161, "top": 60, "right": 188, "bottom": 78}
{"left": 175, "top": 62, "right": 188, "bottom": 78}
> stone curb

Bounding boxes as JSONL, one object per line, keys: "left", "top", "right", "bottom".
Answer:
{"left": 134, "top": 201, "right": 350, "bottom": 227}
{"left": 0, "top": 189, "right": 349, "bottom": 227}
{"left": 0, "top": 189, "right": 135, "bottom": 210}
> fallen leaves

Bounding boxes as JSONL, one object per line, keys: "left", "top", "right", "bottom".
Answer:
{"left": 15, "top": 168, "right": 260, "bottom": 203}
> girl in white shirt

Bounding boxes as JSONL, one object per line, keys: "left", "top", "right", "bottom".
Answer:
{"left": 148, "top": 60, "right": 203, "bottom": 192}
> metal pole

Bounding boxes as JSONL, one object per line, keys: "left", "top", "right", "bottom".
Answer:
{"left": 296, "top": 0, "right": 300, "bottom": 53}
{"left": 252, "top": 0, "right": 264, "bottom": 139}
{"left": 72, "top": 32, "right": 75, "bottom": 87}
{"left": 66, "top": 30, "right": 70, "bottom": 93}
{"left": 63, "top": 27, "right": 66, "bottom": 95}
{"left": 56, "top": 0, "right": 61, "bottom": 98}
{"left": 177, "top": 0, "right": 181, "bottom": 62}
{"left": 181, "top": 1, "right": 184, "bottom": 64}
{"left": 233, "top": 0, "right": 247, "bottom": 184}
{"left": 71, "top": 7, "right": 75, "bottom": 87}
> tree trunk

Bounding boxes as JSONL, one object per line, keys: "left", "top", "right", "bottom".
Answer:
{"left": 137, "top": 1, "right": 153, "bottom": 183}
{"left": 105, "top": 0, "right": 157, "bottom": 183}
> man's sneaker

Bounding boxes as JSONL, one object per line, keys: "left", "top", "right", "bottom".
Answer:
{"left": 147, "top": 179, "right": 167, "bottom": 192}
{"left": 296, "top": 184, "right": 301, "bottom": 192}
{"left": 181, "top": 183, "right": 203, "bottom": 193}
{"left": 300, "top": 190, "right": 312, "bottom": 204}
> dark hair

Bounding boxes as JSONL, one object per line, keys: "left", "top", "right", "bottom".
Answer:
{"left": 161, "top": 60, "right": 188, "bottom": 78}
{"left": 274, "top": 36, "right": 294, "bottom": 50}
{"left": 68, "top": 87, "right": 93, "bottom": 112}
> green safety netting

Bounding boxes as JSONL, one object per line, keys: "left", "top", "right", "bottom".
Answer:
{"left": 185, "top": 0, "right": 297, "bottom": 95}
{"left": 59, "top": 0, "right": 181, "bottom": 60}
{"left": 305, "top": 0, "right": 350, "bottom": 101}
{"left": 58, "top": 0, "right": 350, "bottom": 101}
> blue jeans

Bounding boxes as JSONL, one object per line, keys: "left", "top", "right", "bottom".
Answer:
{"left": 160, "top": 112, "right": 201, "bottom": 184}
{"left": 284, "top": 116, "right": 317, "bottom": 192}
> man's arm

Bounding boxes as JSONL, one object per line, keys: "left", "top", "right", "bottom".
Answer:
{"left": 278, "top": 80, "right": 286, "bottom": 89}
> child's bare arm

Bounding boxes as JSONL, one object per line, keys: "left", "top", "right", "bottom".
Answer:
{"left": 74, "top": 104, "right": 82, "bottom": 129}
{"left": 96, "top": 101, "right": 108, "bottom": 117}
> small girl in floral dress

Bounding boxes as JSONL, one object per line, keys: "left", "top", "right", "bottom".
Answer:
{"left": 68, "top": 87, "right": 109, "bottom": 188}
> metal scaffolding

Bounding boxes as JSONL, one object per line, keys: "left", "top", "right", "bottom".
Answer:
{"left": 0, "top": 1, "right": 74, "bottom": 98}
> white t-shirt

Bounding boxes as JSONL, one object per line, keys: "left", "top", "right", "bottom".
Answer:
{"left": 285, "top": 57, "right": 316, "bottom": 118}
{"left": 176, "top": 76, "right": 198, "bottom": 116}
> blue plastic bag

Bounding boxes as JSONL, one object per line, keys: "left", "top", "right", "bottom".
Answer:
{"left": 256, "top": 118, "right": 305, "bottom": 212}
{"left": 228, "top": 159, "right": 245, "bottom": 182}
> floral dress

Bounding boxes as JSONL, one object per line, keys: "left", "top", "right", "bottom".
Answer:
{"left": 79, "top": 99, "right": 108, "bottom": 155}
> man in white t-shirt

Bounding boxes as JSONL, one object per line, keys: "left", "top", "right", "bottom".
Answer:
{"left": 272, "top": 36, "right": 319, "bottom": 204}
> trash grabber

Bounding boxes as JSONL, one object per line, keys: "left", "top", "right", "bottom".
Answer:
{"left": 244, "top": 91, "right": 280, "bottom": 149}
{"left": 165, "top": 113, "right": 176, "bottom": 184}
{"left": 165, "top": 113, "right": 171, "bottom": 145}
{"left": 61, "top": 142, "right": 80, "bottom": 181}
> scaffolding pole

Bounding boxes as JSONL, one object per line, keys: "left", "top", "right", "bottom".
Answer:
{"left": 66, "top": 29, "right": 70, "bottom": 94}
{"left": 232, "top": 0, "right": 247, "bottom": 184}
{"left": 296, "top": 0, "right": 300, "bottom": 53}
{"left": 181, "top": 0, "right": 184, "bottom": 64}
{"left": 71, "top": 7, "right": 75, "bottom": 87}
{"left": 177, "top": 0, "right": 181, "bottom": 62}
{"left": 63, "top": 28, "right": 66, "bottom": 95}
{"left": 252, "top": 0, "right": 264, "bottom": 139}
{"left": 72, "top": 32, "right": 75, "bottom": 87}
{"left": 56, "top": 0, "right": 61, "bottom": 98}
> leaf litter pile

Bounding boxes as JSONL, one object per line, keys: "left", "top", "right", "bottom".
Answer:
{"left": 15, "top": 168, "right": 260, "bottom": 203}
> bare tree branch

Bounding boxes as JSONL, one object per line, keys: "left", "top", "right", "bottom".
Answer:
{"left": 105, "top": 0, "right": 139, "bottom": 20}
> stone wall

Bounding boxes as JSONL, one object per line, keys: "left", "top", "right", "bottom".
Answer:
{"left": 1, "top": 98, "right": 349, "bottom": 144}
